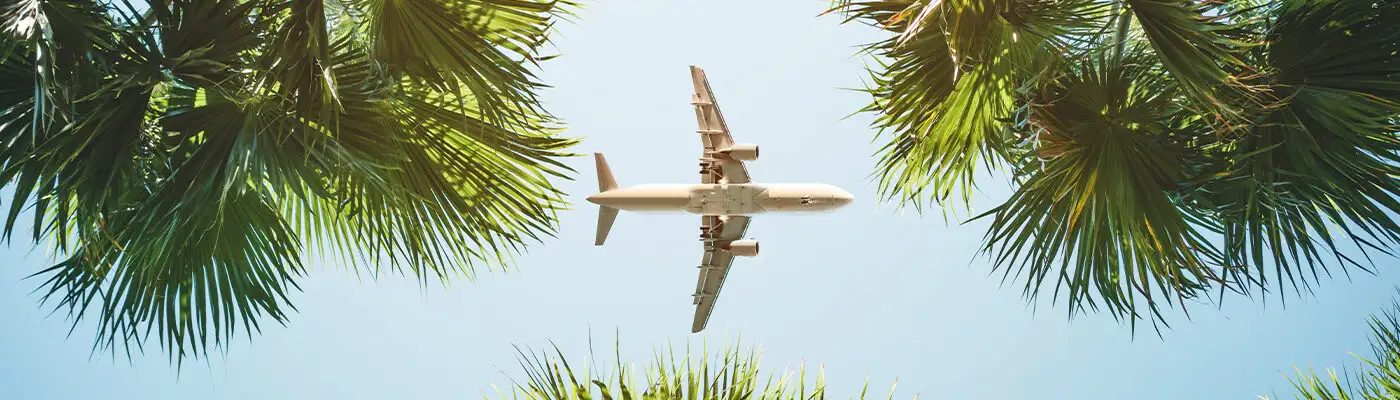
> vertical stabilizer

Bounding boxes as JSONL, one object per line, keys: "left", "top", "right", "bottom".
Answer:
{"left": 594, "top": 152, "right": 617, "bottom": 192}
{"left": 593, "top": 152, "right": 619, "bottom": 246}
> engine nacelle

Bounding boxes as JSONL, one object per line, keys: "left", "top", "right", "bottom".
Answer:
{"left": 719, "top": 239, "right": 759, "bottom": 257}
{"left": 720, "top": 143, "right": 759, "bottom": 161}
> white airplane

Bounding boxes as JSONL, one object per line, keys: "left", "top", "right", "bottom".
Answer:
{"left": 587, "top": 65, "right": 855, "bottom": 333}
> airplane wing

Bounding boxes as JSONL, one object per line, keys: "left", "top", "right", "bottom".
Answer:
{"left": 691, "top": 215, "right": 752, "bottom": 333}
{"left": 690, "top": 65, "right": 752, "bottom": 185}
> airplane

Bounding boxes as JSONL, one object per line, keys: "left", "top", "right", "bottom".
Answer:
{"left": 587, "top": 65, "right": 855, "bottom": 333}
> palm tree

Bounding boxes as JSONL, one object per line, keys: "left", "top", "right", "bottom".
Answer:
{"left": 829, "top": 0, "right": 1400, "bottom": 329}
{"left": 1269, "top": 295, "right": 1400, "bottom": 399}
{"left": 497, "top": 341, "right": 901, "bottom": 400}
{"left": 0, "top": 0, "right": 578, "bottom": 361}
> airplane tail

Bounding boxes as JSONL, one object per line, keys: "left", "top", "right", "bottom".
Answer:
{"left": 593, "top": 152, "right": 619, "bottom": 246}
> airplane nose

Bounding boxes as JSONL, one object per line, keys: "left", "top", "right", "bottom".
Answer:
{"left": 823, "top": 187, "right": 856, "bottom": 208}
{"left": 833, "top": 189, "right": 854, "bottom": 207}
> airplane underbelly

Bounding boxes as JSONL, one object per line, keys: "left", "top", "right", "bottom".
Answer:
{"left": 594, "top": 184, "right": 693, "bottom": 211}
{"left": 685, "top": 184, "right": 765, "bottom": 215}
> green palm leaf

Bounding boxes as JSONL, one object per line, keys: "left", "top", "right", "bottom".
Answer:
{"left": 1191, "top": 0, "right": 1400, "bottom": 306}
{"left": 357, "top": 0, "right": 572, "bottom": 125}
{"left": 1, "top": 0, "right": 576, "bottom": 361}
{"left": 499, "top": 339, "right": 901, "bottom": 400}
{"left": 837, "top": 0, "right": 1400, "bottom": 328}
{"left": 1122, "top": 0, "right": 1264, "bottom": 129}
{"left": 833, "top": 0, "right": 1104, "bottom": 212}
{"left": 1270, "top": 291, "right": 1400, "bottom": 399}
{"left": 259, "top": 0, "right": 339, "bottom": 116}
{"left": 975, "top": 48, "right": 1222, "bottom": 328}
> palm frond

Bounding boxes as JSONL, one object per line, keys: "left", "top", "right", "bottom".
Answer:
{"left": 1267, "top": 0, "right": 1400, "bottom": 104}
{"left": 269, "top": 37, "right": 577, "bottom": 280}
{"left": 35, "top": 107, "right": 306, "bottom": 362}
{"left": 1, "top": 0, "right": 117, "bottom": 91}
{"left": 498, "top": 340, "right": 901, "bottom": 400}
{"left": 258, "top": 0, "right": 339, "bottom": 117}
{"left": 354, "top": 0, "right": 573, "bottom": 125}
{"left": 1122, "top": 0, "right": 1264, "bottom": 130}
{"left": 1272, "top": 290, "right": 1400, "bottom": 399}
{"left": 1190, "top": 0, "right": 1400, "bottom": 306}
{"left": 1, "top": 0, "right": 577, "bottom": 361}
{"left": 834, "top": 0, "right": 1105, "bottom": 212}
{"left": 0, "top": 1, "right": 117, "bottom": 235}
{"left": 836, "top": 0, "right": 1400, "bottom": 329}
{"left": 974, "top": 48, "right": 1222, "bottom": 329}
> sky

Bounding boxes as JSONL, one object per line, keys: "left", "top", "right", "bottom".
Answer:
{"left": 3, "top": 1, "right": 1400, "bottom": 399}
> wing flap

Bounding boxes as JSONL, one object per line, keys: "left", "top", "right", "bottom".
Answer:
{"left": 690, "top": 215, "right": 751, "bottom": 333}
{"left": 689, "top": 66, "right": 751, "bottom": 184}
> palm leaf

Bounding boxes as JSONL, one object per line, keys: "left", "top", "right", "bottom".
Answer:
{"left": 1122, "top": 0, "right": 1264, "bottom": 130}
{"left": 272, "top": 37, "right": 577, "bottom": 279}
{"left": 1, "top": 0, "right": 577, "bottom": 361}
{"left": 257, "top": 0, "right": 339, "bottom": 117}
{"left": 833, "top": 0, "right": 1105, "bottom": 212}
{"left": 499, "top": 339, "right": 901, "bottom": 400}
{"left": 835, "top": 0, "right": 1400, "bottom": 329}
{"left": 1272, "top": 290, "right": 1400, "bottom": 399}
{"left": 355, "top": 0, "right": 574, "bottom": 125}
{"left": 974, "top": 48, "right": 1222, "bottom": 330}
{"left": 36, "top": 100, "right": 305, "bottom": 361}
{"left": 1190, "top": 0, "right": 1400, "bottom": 307}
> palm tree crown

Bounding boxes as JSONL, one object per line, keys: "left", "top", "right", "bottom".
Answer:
{"left": 831, "top": 0, "right": 1400, "bottom": 329}
{"left": 0, "top": 0, "right": 578, "bottom": 361}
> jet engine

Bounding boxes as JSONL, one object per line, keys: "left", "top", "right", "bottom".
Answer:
{"left": 720, "top": 144, "right": 759, "bottom": 161}
{"left": 719, "top": 239, "right": 759, "bottom": 257}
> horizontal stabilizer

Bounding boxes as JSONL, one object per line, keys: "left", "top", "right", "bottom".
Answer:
{"left": 595, "top": 205, "right": 618, "bottom": 246}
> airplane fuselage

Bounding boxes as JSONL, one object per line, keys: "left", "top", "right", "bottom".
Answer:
{"left": 586, "top": 182, "right": 853, "bottom": 215}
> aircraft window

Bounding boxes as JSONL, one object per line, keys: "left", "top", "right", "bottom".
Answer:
{"left": 800, "top": 196, "right": 813, "bottom": 205}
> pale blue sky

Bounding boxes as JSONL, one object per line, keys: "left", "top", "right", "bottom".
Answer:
{"left": 2, "top": 1, "right": 1398, "bottom": 399}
